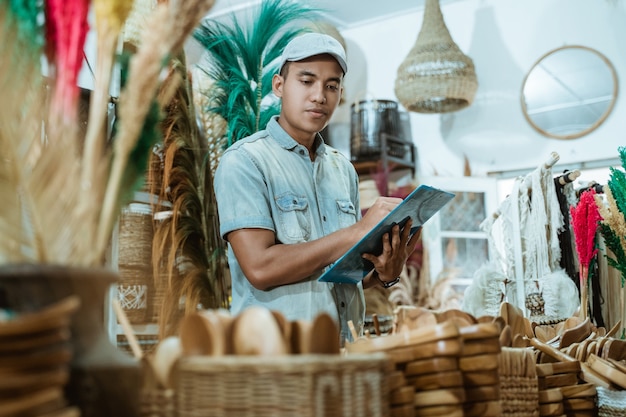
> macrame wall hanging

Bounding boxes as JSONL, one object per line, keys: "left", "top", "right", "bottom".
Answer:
{"left": 394, "top": 0, "right": 478, "bottom": 113}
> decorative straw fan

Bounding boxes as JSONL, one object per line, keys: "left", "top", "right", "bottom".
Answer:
{"left": 394, "top": 0, "right": 477, "bottom": 113}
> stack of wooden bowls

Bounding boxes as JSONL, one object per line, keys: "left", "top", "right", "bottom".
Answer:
{"left": 0, "top": 296, "right": 80, "bottom": 417}
{"left": 458, "top": 323, "right": 502, "bottom": 417}
{"left": 345, "top": 320, "right": 465, "bottom": 417}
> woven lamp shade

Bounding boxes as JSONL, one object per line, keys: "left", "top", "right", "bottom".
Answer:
{"left": 395, "top": 0, "right": 478, "bottom": 113}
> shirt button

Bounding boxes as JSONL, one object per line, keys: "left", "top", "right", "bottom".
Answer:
{"left": 340, "top": 301, "right": 345, "bottom": 308}
{"left": 299, "top": 150, "right": 305, "bottom": 155}
{"left": 323, "top": 216, "right": 327, "bottom": 221}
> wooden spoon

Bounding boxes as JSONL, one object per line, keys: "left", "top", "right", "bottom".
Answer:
{"left": 179, "top": 311, "right": 225, "bottom": 356}
{"left": 559, "top": 317, "right": 591, "bottom": 349}
{"left": 309, "top": 312, "right": 340, "bottom": 354}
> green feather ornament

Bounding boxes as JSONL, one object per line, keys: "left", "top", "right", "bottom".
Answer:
{"left": 193, "top": 0, "right": 323, "bottom": 146}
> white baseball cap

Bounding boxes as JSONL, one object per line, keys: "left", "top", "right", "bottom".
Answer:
{"left": 278, "top": 32, "right": 348, "bottom": 74}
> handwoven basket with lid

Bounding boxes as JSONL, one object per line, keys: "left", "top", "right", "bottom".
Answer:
{"left": 394, "top": 0, "right": 478, "bottom": 113}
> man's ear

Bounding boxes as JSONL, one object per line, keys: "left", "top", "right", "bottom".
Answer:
{"left": 272, "top": 74, "right": 283, "bottom": 97}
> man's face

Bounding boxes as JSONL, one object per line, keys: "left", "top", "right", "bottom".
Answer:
{"left": 272, "top": 54, "right": 344, "bottom": 144}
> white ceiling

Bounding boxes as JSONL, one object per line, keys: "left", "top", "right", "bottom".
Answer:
{"left": 206, "top": 0, "right": 458, "bottom": 30}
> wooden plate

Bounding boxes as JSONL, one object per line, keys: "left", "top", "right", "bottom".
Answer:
{"left": 538, "top": 387, "right": 563, "bottom": 404}
{"left": 38, "top": 406, "right": 81, "bottom": 417}
{"left": 414, "top": 387, "right": 465, "bottom": 407}
{"left": 579, "top": 362, "right": 616, "bottom": 389}
{"left": 462, "top": 370, "right": 499, "bottom": 387}
{"left": 390, "top": 404, "right": 413, "bottom": 417}
{"left": 538, "top": 373, "right": 579, "bottom": 389}
{"left": 459, "top": 323, "right": 500, "bottom": 341}
{"left": 390, "top": 386, "right": 414, "bottom": 405}
{"left": 464, "top": 384, "right": 500, "bottom": 402}
{"left": 536, "top": 360, "right": 581, "bottom": 376}
{"left": 0, "top": 327, "right": 71, "bottom": 354}
{"left": 463, "top": 400, "right": 502, "bottom": 417}
{"left": 386, "top": 345, "right": 420, "bottom": 364}
{"left": 587, "top": 353, "right": 626, "bottom": 389}
{"left": 0, "top": 387, "right": 64, "bottom": 416}
{"left": 345, "top": 320, "right": 459, "bottom": 353}
{"left": 461, "top": 337, "right": 501, "bottom": 356}
{"left": 0, "top": 367, "right": 68, "bottom": 393}
{"left": 406, "top": 370, "right": 463, "bottom": 390}
{"left": 539, "top": 401, "right": 564, "bottom": 416}
{"left": 414, "top": 403, "right": 463, "bottom": 417}
{"left": 559, "top": 383, "right": 596, "bottom": 399}
{"left": 404, "top": 357, "right": 458, "bottom": 376}
{"left": 459, "top": 353, "right": 499, "bottom": 372}
{"left": 0, "top": 347, "right": 72, "bottom": 373}
{"left": 0, "top": 296, "right": 79, "bottom": 338}
{"left": 563, "top": 397, "right": 596, "bottom": 411}
{"left": 411, "top": 338, "right": 462, "bottom": 360}
{"left": 386, "top": 370, "right": 407, "bottom": 392}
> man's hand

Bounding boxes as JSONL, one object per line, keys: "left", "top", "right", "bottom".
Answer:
{"left": 361, "top": 218, "right": 421, "bottom": 288}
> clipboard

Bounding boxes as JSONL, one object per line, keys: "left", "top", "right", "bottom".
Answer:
{"left": 318, "top": 184, "right": 455, "bottom": 284}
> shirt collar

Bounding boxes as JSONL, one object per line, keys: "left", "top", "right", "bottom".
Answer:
{"left": 267, "top": 116, "right": 327, "bottom": 157}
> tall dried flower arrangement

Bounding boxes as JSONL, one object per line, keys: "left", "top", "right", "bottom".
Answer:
{"left": 0, "top": 0, "right": 216, "bottom": 267}
{"left": 595, "top": 146, "right": 626, "bottom": 338}
{"left": 570, "top": 189, "right": 601, "bottom": 320}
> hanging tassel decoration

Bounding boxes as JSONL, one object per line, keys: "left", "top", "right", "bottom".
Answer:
{"left": 570, "top": 189, "right": 601, "bottom": 320}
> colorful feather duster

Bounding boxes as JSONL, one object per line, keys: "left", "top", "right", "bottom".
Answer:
{"left": 570, "top": 189, "right": 601, "bottom": 319}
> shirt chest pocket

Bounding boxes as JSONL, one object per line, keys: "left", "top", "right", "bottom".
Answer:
{"left": 336, "top": 200, "right": 357, "bottom": 229}
{"left": 275, "top": 193, "right": 311, "bottom": 242}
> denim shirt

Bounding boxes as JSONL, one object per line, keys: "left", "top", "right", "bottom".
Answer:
{"left": 214, "top": 116, "right": 365, "bottom": 343}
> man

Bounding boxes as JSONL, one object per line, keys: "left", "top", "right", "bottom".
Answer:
{"left": 214, "top": 32, "right": 420, "bottom": 343}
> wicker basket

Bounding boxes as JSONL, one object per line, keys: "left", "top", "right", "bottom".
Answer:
{"left": 118, "top": 203, "right": 154, "bottom": 269}
{"left": 394, "top": 0, "right": 477, "bottom": 113}
{"left": 597, "top": 386, "right": 626, "bottom": 417}
{"left": 175, "top": 354, "right": 391, "bottom": 417}
{"left": 117, "top": 265, "right": 151, "bottom": 324}
{"left": 498, "top": 347, "right": 540, "bottom": 417}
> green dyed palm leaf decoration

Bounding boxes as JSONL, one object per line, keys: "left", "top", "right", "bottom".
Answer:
{"left": 193, "top": 0, "right": 322, "bottom": 146}
{"left": 598, "top": 223, "right": 626, "bottom": 286}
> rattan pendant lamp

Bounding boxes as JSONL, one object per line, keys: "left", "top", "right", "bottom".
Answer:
{"left": 395, "top": 0, "right": 478, "bottom": 113}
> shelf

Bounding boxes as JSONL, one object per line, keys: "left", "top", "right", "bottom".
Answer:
{"left": 351, "top": 134, "right": 417, "bottom": 196}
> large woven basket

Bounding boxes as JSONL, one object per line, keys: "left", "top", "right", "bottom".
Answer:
{"left": 175, "top": 354, "right": 391, "bottom": 417}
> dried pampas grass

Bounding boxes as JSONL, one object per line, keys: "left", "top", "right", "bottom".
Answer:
{"left": 0, "top": 0, "right": 217, "bottom": 267}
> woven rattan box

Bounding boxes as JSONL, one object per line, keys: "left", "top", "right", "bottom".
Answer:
{"left": 174, "top": 353, "right": 391, "bottom": 417}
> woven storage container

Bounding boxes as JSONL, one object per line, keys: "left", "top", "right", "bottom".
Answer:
{"left": 118, "top": 203, "right": 154, "bottom": 268}
{"left": 175, "top": 354, "right": 391, "bottom": 417}
{"left": 498, "top": 347, "right": 540, "bottom": 417}
{"left": 597, "top": 386, "right": 626, "bottom": 417}
{"left": 117, "top": 265, "right": 151, "bottom": 324}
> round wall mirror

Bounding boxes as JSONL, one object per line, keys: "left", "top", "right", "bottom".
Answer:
{"left": 521, "top": 45, "right": 618, "bottom": 140}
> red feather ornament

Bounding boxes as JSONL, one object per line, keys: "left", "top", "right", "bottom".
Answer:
{"left": 570, "top": 189, "right": 602, "bottom": 319}
{"left": 44, "top": 0, "right": 90, "bottom": 127}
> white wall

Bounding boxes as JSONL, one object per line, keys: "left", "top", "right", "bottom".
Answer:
{"left": 332, "top": 0, "right": 626, "bottom": 178}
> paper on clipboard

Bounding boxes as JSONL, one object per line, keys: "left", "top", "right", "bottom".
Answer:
{"left": 318, "top": 185, "right": 455, "bottom": 284}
